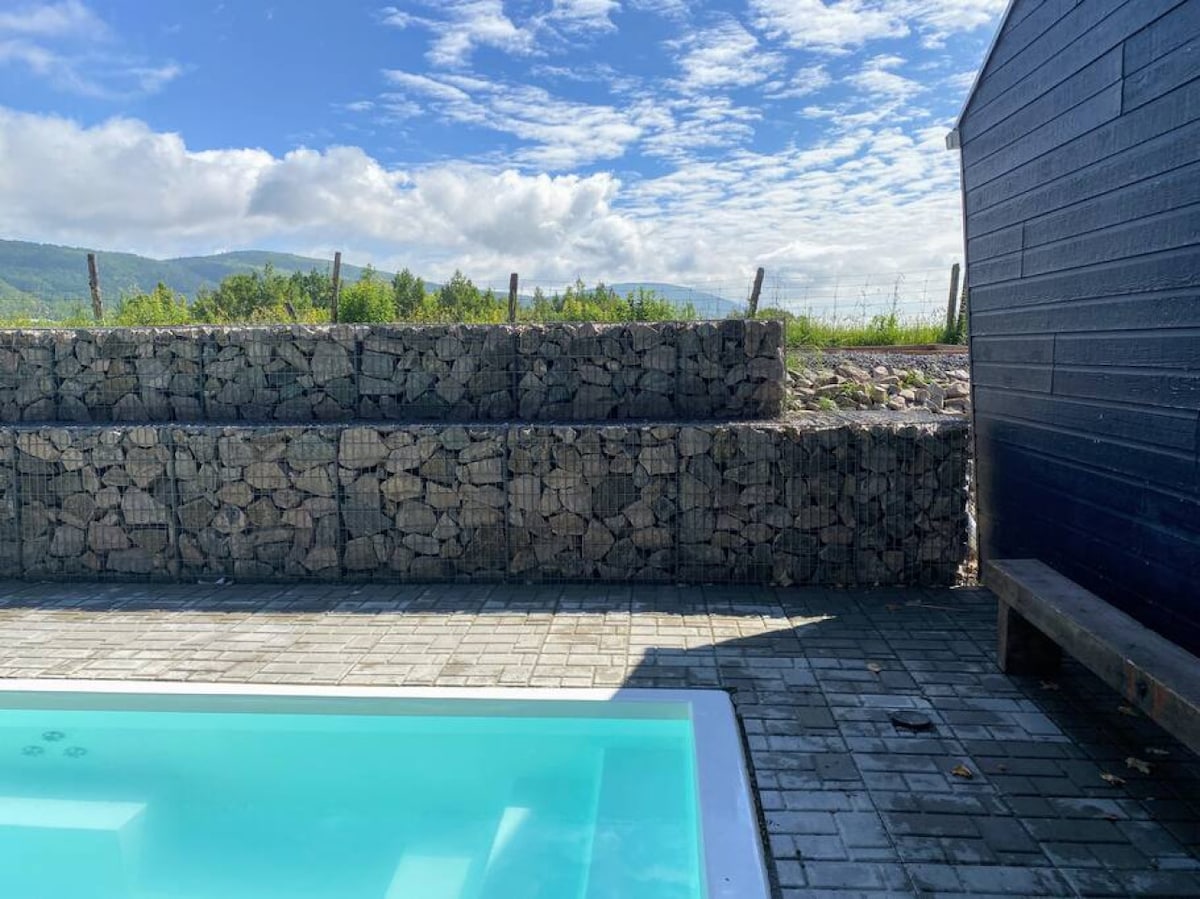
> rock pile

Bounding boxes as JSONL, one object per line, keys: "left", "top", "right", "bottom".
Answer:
{"left": 789, "top": 352, "right": 970, "bottom": 415}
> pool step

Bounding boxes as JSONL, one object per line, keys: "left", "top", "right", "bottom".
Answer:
{"left": 0, "top": 796, "right": 146, "bottom": 897}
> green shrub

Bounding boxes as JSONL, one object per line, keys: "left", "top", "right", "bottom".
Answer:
{"left": 113, "top": 283, "right": 191, "bottom": 326}
{"left": 338, "top": 268, "right": 396, "bottom": 323}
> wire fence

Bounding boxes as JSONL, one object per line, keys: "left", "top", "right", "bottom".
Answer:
{"left": 0, "top": 265, "right": 962, "bottom": 330}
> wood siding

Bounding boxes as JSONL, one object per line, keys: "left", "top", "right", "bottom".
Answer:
{"left": 960, "top": 0, "right": 1200, "bottom": 652}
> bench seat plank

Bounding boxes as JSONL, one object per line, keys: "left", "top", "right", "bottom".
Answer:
{"left": 986, "top": 558, "right": 1200, "bottom": 755}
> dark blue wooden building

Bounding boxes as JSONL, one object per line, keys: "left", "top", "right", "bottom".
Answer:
{"left": 951, "top": 0, "right": 1200, "bottom": 653}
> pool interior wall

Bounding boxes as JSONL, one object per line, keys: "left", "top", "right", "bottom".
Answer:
{"left": 0, "top": 683, "right": 769, "bottom": 899}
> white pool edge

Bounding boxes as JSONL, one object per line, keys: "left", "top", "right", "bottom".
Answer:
{"left": 0, "top": 679, "right": 771, "bottom": 899}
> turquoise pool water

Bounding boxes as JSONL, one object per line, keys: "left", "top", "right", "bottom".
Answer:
{"left": 0, "top": 704, "right": 703, "bottom": 899}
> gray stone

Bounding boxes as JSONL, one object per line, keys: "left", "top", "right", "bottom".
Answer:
{"left": 340, "top": 428, "right": 387, "bottom": 468}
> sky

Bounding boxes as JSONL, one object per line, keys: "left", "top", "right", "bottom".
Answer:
{"left": 0, "top": 0, "right": 1009, "bottom": 296}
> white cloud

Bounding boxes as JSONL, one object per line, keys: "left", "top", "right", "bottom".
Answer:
{"left": 848, "top": 55, "right": 924, "bottom": 100}
{"left": 0, "top": 105, "right": 967, "bottom": 291}
{"left": 764, "top": 65, "right": 832, "bottom": 99}
{"left": 0, "top": 0, "right": 180, "bottom": 98}
{"left": 0, "top": 0, "right": 105, "bottom": 37}
{"left": 671, "top": 19, "right": 785, "bottom": 92}
{"left": 750, "top": 0, "right": 1006, "bottom": 53}
{"left": 0, "top": 107, "right": 644, "bottom": 278}
{"left": 383, "top": 1, "right": 536, "bottom": 68}
{"left": 383, "top": 69, "right": 645, "bottom": 168}
{"left": 750, "top": 0, "right": 906, "bottom": 53}
{"left": 548, "top": 0, "right": 621, "bottom": 32}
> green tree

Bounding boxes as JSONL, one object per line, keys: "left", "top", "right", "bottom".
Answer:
{"left": 435, "top": 270, "right": 505, "bottom": 322}
{"left": 339, "top": 267, "right": 396, "bottom": 323}
{"left": 392, "top": 268, "right": 426, "bottom": 319}
{"left": 113, "top": 283, "right": 191, "bottom": 326}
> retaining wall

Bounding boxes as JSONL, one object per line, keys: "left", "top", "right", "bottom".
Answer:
{"left": 1, "top": 415, "right": 968, "bottom": 586}
{"left": 0, "top": 321, "right": 785, "bottom": 424}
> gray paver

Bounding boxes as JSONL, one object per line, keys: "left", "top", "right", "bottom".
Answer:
{"left": 0, "top": 580, "right": 1196, "bottom": 897}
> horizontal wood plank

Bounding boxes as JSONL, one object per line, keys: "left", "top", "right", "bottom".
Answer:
{"left": 974, "top": 386, "right": 1199, "bottom": 452}
{"left": 1124, "top": 34, "right": 1200, "bottom": 111}
{"left": 971, "top": 290, "right": 1200, "bottom": 335}
{"left": 1022, "top": 160, "right": 1200, "bottom": 248}
{"left": 969, "top": 118, "right": 1200, "bottom": 239}
{"left": 966, "top": 78, "right": 1200, "bottom": 215}
{"left": 984, "top": 558, "right": 1200, "bottom": 752}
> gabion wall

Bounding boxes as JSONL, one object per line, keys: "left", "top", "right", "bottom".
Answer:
{"left": 0, "top": 415, "right": 968, "bottom": 585}
{"left": 0, "top": 321, "right": 785, "bottom": 424}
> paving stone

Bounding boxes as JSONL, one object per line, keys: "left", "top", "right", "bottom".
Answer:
{"left": 0, "top": 580, "right": 1194, "bottom": 898}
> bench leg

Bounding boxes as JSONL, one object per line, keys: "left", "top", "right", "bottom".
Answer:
{"left": 997, "top": 601, "right": 1062, "bottom": 676}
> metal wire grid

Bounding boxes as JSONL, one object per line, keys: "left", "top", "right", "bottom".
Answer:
{"left": 0, "top": 418, "right": 968, "bottom": 586}
{"left": 0, "top": 321, "right": 784, "bottom": 425}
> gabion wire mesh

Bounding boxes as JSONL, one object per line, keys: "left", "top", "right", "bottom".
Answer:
{"left": 0, "top": 322, "right": 968, "bottom": 586}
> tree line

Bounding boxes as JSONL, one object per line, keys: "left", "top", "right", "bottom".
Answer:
{"left": 99, "top": 264, "right": 697, "bottom": 326}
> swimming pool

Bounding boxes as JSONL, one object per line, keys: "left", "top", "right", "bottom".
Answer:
{"left": 0, "top": 682, "right": 768, "bottom": 899}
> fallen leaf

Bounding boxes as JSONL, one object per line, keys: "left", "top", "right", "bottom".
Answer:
{"left": 1102, "top": 813, "right": 1121, "bottom": 822}
{"left": 996, "top": 764, "right": 1008, "bottom": 773}
{"left": 1125, "top": 757, "right": 1152, "bottom": 775}
{"left": 1145, "top": 748, "right": 1170, "bottom": 758}
{"left": 950, "top": 764, "right": 974, "bottom": 780}
{"left": 867, "top": 662, "right": 882, "bottom": 675}
{"left": 1117, "top": 705, "right": 1139, "bottom": 717}
{"left": 1100, "top": 773, "right": 1126, "bottom": 786}
{"left": 1039, "top": 681, "right": 1060, "bottom": 691}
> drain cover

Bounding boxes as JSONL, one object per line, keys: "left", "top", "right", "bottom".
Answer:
{"left": 890, "top": 711, "right": 934, "bottom": 732}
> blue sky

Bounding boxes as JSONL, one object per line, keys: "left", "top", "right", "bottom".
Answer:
{"left": 0, "top": 0, "right": 1008, "bottom": 296}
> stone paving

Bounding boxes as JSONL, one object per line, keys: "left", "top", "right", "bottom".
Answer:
{"left": 0, "top": 579, "right": 1196, "bottom": 897}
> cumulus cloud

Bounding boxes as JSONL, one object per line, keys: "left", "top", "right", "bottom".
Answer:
{"left": 0, "top": 106, "right": 645, "bottom": 277}
{"left": 0, "top": 103, "right": 968, "bottom": 290}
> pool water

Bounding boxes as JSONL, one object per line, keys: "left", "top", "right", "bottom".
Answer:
{"left": 0, "top": 706, "right": 703, "bottom": 899}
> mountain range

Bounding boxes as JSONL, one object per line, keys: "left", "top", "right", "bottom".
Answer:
{"left": 0, "top": 239, "right": 743, "bottom": 319}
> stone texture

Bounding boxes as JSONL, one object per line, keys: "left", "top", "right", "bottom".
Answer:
{"left": 202, "top": 326, "right": 361, "bottom": 422}
{"left": 508, "top": 424, "right": 680, "bottom": 581}
{"left": 15, "top": 426, "right": 176, "bottom": 578}
{"left": 359, "top": 325, "right": 516, "bottom": 421}
{"left": 1, "top": 321, "right": 786, "bottom": 425}
{"left": 171, "top": 426, "right": 341, "bottom": 579}
{"left": 517, "top": 320, "right": 784, "bottom": 421}
{"left": 0, "top": 413, "right": 966, "bottom": 585}
{"left": 339, "top": 425, "right": 507, "bottom": 580}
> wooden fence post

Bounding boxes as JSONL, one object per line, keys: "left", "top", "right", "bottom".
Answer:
{"left": 86, "top": 253, "right": 103, "bottom": 323}
{"left": 945, "top": 262, "right": 961, "bottom": 337}
{"left": 957, "top": 284, "right": 969, "bottom": 338}
{"left": 508, "top": 273, "right": 519, "bottom": 323}
{"left": 748, "top": 267, "right": 765, "bottom": 317}
{"left": 330, "top": 251, "right": 342, "bottom": 324}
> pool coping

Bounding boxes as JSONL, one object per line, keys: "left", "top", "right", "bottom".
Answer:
{"left": 0, "top": 679, "right": 771, "bottom": 899}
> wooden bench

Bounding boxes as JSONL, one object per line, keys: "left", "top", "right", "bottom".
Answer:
{"left": 986, "top": 559, "right": 1200, "bottom": 755}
